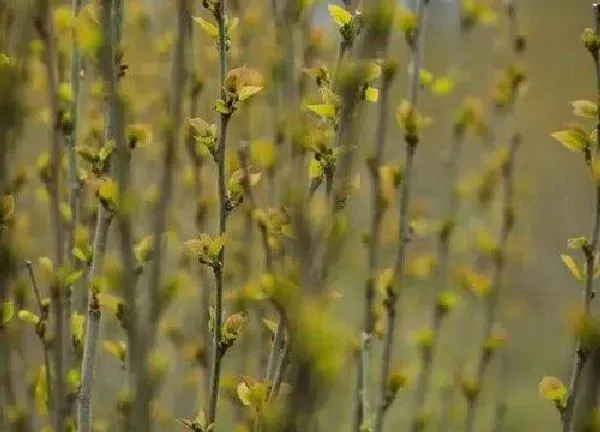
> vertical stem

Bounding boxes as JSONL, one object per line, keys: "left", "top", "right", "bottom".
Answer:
{"left": 36, "top": 0, "right": 67, "bottom": 428}
{"left": 130, "top": 1, "right": 189, "bottom": 430}
{"left": 563, "top": 6, "right": 600, "bottom": 430}
{"left": 355, "top": 57, "right": 394, "bottom": 432}
{"left": 207, "top": 1, "right": 230, "bottom": 425}
{"left": 408, "top": 22, "right": 469, "bottom": 432}
{"left": 464, "top": 136, "right": 518, "bottom": 432}
{"left": 77, "top": 0, "right": 123, "bottom": 429}
{"left": 374, "top": 2, "right": 429, "bottom": 432}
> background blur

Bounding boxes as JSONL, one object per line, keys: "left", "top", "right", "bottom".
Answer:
{"left": 5, "top": 0, "right": 600, "bottom": 431}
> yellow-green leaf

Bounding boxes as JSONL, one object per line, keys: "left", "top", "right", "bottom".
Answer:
{"left": 328, "top": 4, "right": 352, "bottom": 27}
{"left": 18, "top": 310, "right": 40, "bottom": 325}
{"left": 237, "top": 381, "right": 252, "bottom": 406}
{"left": 538, "top": 376, "right": 567, "bottom": 403}
{"left": 238, "top": 86, "right": 263, "bottom": 102}
{"left": 308, "top": 159, "right": 324, "bottom": 180}
{"left": 193, "top": 16, "right": 219, "bottom": 38}
{"left": 551, "top": 127, "right": 590, "bottom": 153}
{"left": 2, "top": 301, "right": 15, "bottom": 325}
{"left": 71, "top": 312, "right": 85, "bottom": 342}
{"left": 306, "top": 104, "right": 336, "bottom": 120}
{"left": 377, "top": 267, "right": 395, "bottom": 295}
{"left": 432, "top": 76, "right": 455, "bottom": 95}
{"left": 572, "top": 100, "right": 598, "bottom": 118}
{"left": 561, "top": 254, "right": 583, "bottom": 281}
{"left": 365, "top": 87, "right": 379, "bottom": 102}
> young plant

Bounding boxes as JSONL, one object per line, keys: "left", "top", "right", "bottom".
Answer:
{"left": 542, "top": 5, "right": 600, "bottom": 431}
{"left": 375, "top": 1, "right": 432, "bottom": 431}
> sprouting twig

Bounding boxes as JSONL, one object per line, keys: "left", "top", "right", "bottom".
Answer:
{"left": 207, "top": 0, "right": 231, "bottom": 426}
{"left": 374, "top": 2, "right": 430, "bottom": 432}
{"left": 408, "top": 18, "right": 470, "bottom": 432}
{"left": 76, "top": 0, "right": 123, "bottom": 429}
{"left": 238, "top": 145, "right": 284, "bottom": 396}
{"left": 134, "top": 0, "right": 189, "bottom": 426}
{"left": 354, "top": 57, "right": 395, "bottom": 432}
{"left": 25, "top": 260, "right": 53, "bottom": 414}
{"left": 562, "top": 5, "right": 600, "bottom": 432}
{"left": 35, "top": 1, "right": 67, "bottom": 428}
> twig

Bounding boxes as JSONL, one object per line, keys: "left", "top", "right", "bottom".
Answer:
{"left": 562, "top": 5, "right": 600, "bottom": 431}
{"left": 35, "top": 1, "right": 67, "bottom": 428}
{"left": 76, "top": 0, "right": 123, "bottom": 429}
{"left": 374, "top": 2, "right": 430, "bottom": 432}
{"left": 464, "top": 135, "right": 519, "bottom": 432}
{"left": 25, "top": 260, "right": 53, "bottom": 417}
{"left": 355, "top": 55, "right": 395, "bottom": 432}
{"left": 133, "top": 0, "right": 189, "bottom": 427}
{"left": 207, "top": 0, "right": 231, "bottom": 426}
{"left": 408, "top": 19, "right": 471, "bottom": 432}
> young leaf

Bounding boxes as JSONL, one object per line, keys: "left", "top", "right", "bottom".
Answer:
{"left": 193, "top": 16, "right": 219, "bottom": 38}
{"left": 1, "top": 301, "right": 15, "bottom": 326}
{"left": 364, "top": 87, "right": 379, "bottom": 102}
{"left": 572, "top": 100, "right": 598, "bottom": 118}
{"left": 328, "top": 4, "right": 352, "bottom": 27}
{"left": 18, "top": 310, "right": 40, "bottom": 325}
{"left": 238, "top": 86, "right": 263, "bottom": 102}
{"left": 306, "top": 104, "right": 336, "bottom": 120}
{"left": 538, "top": 376, "right": 567, "bottom": 405}
{"left": 237, "top": 381, "right": 252, "bottom": 406}
{"left": 561, "top": 254, "right": 583, "bottom": 281}
{"left": 551, "top": 127, "right": 591, "bottom": 153}
{"left": 309, "top": 159, "right": 324, "bottom": 180}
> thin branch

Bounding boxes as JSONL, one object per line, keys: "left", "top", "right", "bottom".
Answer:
{"left": 25, "top": 260, "right": 53, "bottom": 414}
{"left": 563, "top": 5, "right": 600, "bottom": 431}
{"left": 207, "top": 0, "right": 230, "bottom": 425}
{"left": 35, "top": 0, "right": 67, "bottom": 428}
{"left": 76, "top": 0, "right": 124, "bottom": 429}
{"left": 374, "top": 2, "right": 430, "bottom": 432}
{"left": 355, "top": 56, "right": 395, "bottom": 432}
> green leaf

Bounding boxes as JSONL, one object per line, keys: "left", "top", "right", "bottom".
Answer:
{"left": 72, "top": 247, "right": 89, "bottom": 264}
{"left": 193, "top": 16, "right": 219, "bottom": 38}
{"left": 572, "top": 100, "right": 598, "bottom": 118}
{"left": 306, "top": 104, "right": 336, "bottom": 120}
{"left": 71, "top": 313, "right": 85, "bottom": 342}
{"left": 18, "top": 310, "right": 40, "bottom": 325}
{"left": 551, "top": 127, "right": 591, "bottom": 153}
{"left": 65, "top": 270, "right": 84, "bottom": 286}
{"left": 419, "top": 69, "right": 433, "bottom": 86}
{"left": 2, "top": 301, "right": 15, "bottom": 325}
{"left": 328, "top": 4, "right": 352, "bottom": 27}
{"left": 538, "top": 376, "right": 567, "bottom": 405}
{"left": 432, "top": 76, "right": 455, "bottom": 95}
{"left": 237, "top": 381, "right": 252, "bottom": 406}
{"left": 99, "top": 142, "right": 116, "bottom": 162}
{"left": 215, "top": 99, "right": 230, "bottom": 115}
{"left": 364, "top": 87, "right": 379, "bottom": 103}
{"left": 98, "top": 178, "right": 118, "bottom": 206}
{"left": 561, "top": 254, "right": 583, "bottom": 281}
{"left": 208, "top": 235, "right": 226, "bottom": 259}
{"left": 308, "top": 159, "right": 324, "bottom": 180}
{"left": 377, "top": 267, "right": 395, "bottom": 295}
{"left": 238, "top": 86, "right": 263, "bottom": 102}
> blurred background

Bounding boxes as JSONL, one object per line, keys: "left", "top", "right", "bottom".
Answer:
{"left": 3, "top": 0, "right": 599, "bottom": 431}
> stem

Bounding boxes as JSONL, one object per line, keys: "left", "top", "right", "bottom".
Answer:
{"left": 65, "top": 0, "right": 84, "bottom": 315}
{"left": 134, "top": 0, "right": 188, "bottom": 427}
{"left": 408, "top": 26, "right": 469, "bottom": 432}
{"left": 77, "top": 0, "right": 123, "bottom": 428}
{"left": 355, "top": 59, "right": 394, "bottom": 432}
{"left": 26, "top": 261, "right": 53, "bottom": 419}
{"left": 35, "top": 1, "right": 67, "bottom": 428}
{"left": 207, "top": 2, "right": 229, "bottom": 424}
{"left": 77, "top": 207, "right": 112, "bottom": 432}
{"left": 464, "top": 136, "right": 518, "bottom": 432}
{"left": 374, "top": 2, "right": 429, "bottom": 432}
